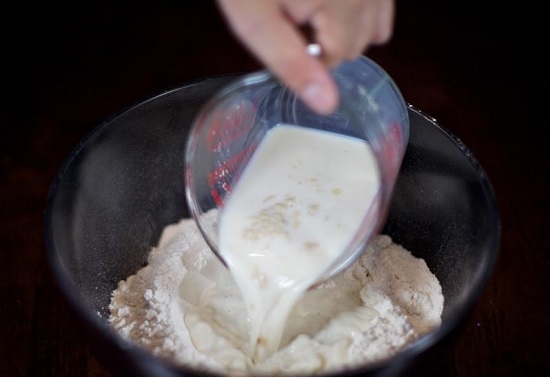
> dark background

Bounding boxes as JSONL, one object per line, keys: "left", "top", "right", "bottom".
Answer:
{"left": 1, "top": 0, "right": 548, "bottom": 376}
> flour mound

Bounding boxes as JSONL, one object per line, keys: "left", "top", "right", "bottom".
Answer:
{"left": 108, "top": 218, "right": 444, "bottom": 374}
{"left": 109, "top": 219, "right": 219, "bottom": 368}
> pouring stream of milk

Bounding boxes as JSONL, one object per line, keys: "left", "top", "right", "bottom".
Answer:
{"left": 217, "top": 124, "right": 380, "bottom": 364}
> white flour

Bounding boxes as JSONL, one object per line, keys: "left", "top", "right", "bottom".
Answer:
{"left": 109, "top": 217, "right": 443, "bottom": 375}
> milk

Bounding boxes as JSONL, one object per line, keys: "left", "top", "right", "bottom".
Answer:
{"left": 217, "top": 124, "right": 380, "bottom": 363}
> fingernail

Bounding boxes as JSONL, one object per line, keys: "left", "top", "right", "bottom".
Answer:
{"left": 302, "top": 81, "right": 337, "bottom": 115}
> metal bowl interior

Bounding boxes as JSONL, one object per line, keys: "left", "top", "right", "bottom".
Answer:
{"left": 44, "top": 75, "right": 500, "bottom": 377}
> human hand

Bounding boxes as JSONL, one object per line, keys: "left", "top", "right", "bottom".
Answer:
{"left": 216, "top": 0, "right": 395, "bottom": 115}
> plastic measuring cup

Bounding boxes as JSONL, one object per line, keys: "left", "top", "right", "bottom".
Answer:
{"left": 185, "top": 55, "right": 409, "bottom": 281}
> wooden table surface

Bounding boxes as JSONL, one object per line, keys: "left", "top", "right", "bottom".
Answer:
{"left": 1, "top": 1, "right": 548, "bottom": 376}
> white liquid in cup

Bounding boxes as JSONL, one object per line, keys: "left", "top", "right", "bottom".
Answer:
{"left": 217, "top": 124, "right": 381, "bottom": 363}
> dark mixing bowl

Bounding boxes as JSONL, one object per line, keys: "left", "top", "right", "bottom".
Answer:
{"left": 44, "top": 75, "right": 500, "bottom": 377}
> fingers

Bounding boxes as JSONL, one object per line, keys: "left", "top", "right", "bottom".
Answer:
{"left": 311, "top": 0, "right": 363, "bottom": 66}
{"left": 373, "top": 0, "right": 395, "bottom": 45}
{"left": 216, "top": 0, "right": 339, "bottom": 114}
{"left": 312, "top": 0, "right": 395, "bottom": 65}
{"left": 215, "top": 0, "right": 395, "bottom": 115}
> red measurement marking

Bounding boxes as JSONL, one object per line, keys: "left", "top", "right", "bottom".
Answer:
{"left": 206, "top": 102, "right": 256, "bottom": 153}
{"left": 207, "top": 144, "right": 257, "bottom": 207}
{"left": 381, "top": 121, "right": 404, "bottom": 182}
{"left": 211, "top": 187, "right": 223, "bottom": 207}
